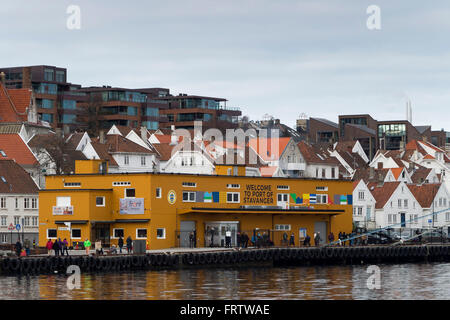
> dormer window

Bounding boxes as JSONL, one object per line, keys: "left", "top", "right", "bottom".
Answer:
{"left": 0, "top": 150, "right": 6, "bottom": 157}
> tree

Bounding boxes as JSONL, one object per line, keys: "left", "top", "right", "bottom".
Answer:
{"left": 77, "top": 92, "right": 103, "bottom": 137}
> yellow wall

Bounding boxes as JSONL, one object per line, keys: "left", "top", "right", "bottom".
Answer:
{"left": 40, "top": 169, "right": 353, "bottom": 249}
{"left": 75, "top": 159, "right": 108, "bottom": 174}
{"left": 214, "top": 165, "right": 246, "bottom": 176}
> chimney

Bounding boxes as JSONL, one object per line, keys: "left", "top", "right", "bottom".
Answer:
{"left": 0, "top": 72, "right": 5, "bottom": 85}
{"left": 377, "top": 162, "right": 383, "bottom": 170}
{"left": 140, "top": 126, "right": 147, "bottom": 141}
{"left": 63, "top": 124, "right": 70, "bottom": 137}
{"left": 170, "top": 131, "right": 178, "bottom": 145}
{"left": 369, "top": 167, "right": 375, "bottom": 180}
{"left": 99, "top": 130, "right": 105, "bottom": 144}
{"left": 377, "top": 172, "right": 384, "bottom": 186}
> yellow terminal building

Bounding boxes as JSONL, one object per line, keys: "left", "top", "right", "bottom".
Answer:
{"left": 38, "top": 160, "right": 353, "bottom": 249}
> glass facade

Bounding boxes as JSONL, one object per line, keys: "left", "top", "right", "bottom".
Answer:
{"left": 101, "top": 91, "right": 147, "bottom": 103}
{"left": 41, "top": 113, "right": 53, "bottom": 123}
{"left": 340, "top": 117, "right": 368, "bottom": 137}
{"left": 55, "top": 70, "right": 65, "bottom": 83}
{"left": 34, "top": 83, "right": 58, "bottom": 95}
{"left": 143, "top": 107, "right": 159, "bottom": 117}
{"left": 142, "top": 121, "right": 158, "bottom": 130}
{"left": 60, "top": 114, "right": 77, "bottom": 124}
{"left": 62, "top": 100, "right": 76, "bottom": 109}
{"left": 44, "top": 68, "right": 54, "bottom": 81}
{"left": 37, "top": 99, "right": 54, "bottom": 109}
{"left": 378, "top": 123, "right": 407, "bottom": 150}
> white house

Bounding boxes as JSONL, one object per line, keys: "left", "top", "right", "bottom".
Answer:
{"left": 352, "top": 180, "right": 376, "bottom": 229}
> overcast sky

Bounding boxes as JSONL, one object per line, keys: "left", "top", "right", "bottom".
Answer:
{"left": 1, "top": 1, "right": 449, "bottom": 130}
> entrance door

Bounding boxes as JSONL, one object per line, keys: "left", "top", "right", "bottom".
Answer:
{"left": 180, "top": 221, "right": 196, "bottom": 248}
{"left": 277, "top": 193, "right": 289, "bottom": 209}
{"left": 314, "top": 222, "right": 327, "bottom": 245}
{"left": 205, "top": 221, "right": 239, "bottom": 247}
{"left": 400, "top": 213, "right": 406, "bottom": 228}
{"left": 92, "top": 224, "right": 110, "bottom": 246}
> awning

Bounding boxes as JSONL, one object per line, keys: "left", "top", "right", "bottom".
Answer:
{"left": 179, "top": 207, "right": 345, "bottom": 215}
{"left": 55, "top": 220, "right": 88, "bottom": 224}
{"left": 115, "top": 219, "right": 150, "bottom": 223}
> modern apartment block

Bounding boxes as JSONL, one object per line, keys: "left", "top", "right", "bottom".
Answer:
{"left": 296, "top": 117, "right": 339, "bottom": 144}
{"left": 76, "top": 86, "right": 169, "bottom": 131}
{"left": 155, "top": 93, "right": 242, "bottom": 131}
{"left": 339, "top": 114, "right": 378, "bottom": 160}
{"left": 0, "top": 65, "right": 87, "bottom": 130}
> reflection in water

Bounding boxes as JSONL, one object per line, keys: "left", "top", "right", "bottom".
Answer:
{"left": 0, "top": 263, "right": 448, "bottom": 300}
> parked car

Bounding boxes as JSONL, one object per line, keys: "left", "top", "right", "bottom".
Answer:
{"left": 367, "top": 231, "right": 396, "bottom": 245}
{"left": 423, "top": 230, "right": 448, "bottom": 243}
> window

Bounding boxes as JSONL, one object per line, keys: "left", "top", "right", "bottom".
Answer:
{"left": 182, "top": 191, "right": 195, "bottom": 202}
{"left": 446, "top": 212, "right": 450, "bottom": 222}
{"left": 1, "top": 234, "right": 7, "bottom": 243}
{"left": 125, "top": 188, "right": 135, "bottom": 198}
{"left": 316, "top": 194, "right": 328, "bottom": 204}
{"left": 277, "top": 185, "right": 290, "bottom": 190}
{"left": 331, "top": 167, "right": 336, "bottom": 178}
{"left": 44, "top": 68, "right": 54, "bottom": 81}
{"left": 157, "top": 228, "right": 166, "bottom": 239}
{"left": 124, "top": 155, "right": 129, "bottom": 165}
{"left": 357, "top": 207, "right": 363, "bottom": 216}
{"left": 404, "top": 199, "right": 408, "bottom": 208}
{"left": 1, "top": 216, "right": 6, "bottom": 226}
{"left": 226, "top": 192, "right": 240, "bottom": 203}
{"left": 0, "top": 197, "right": 6, "bottom": 209}
{"left": 227, "top": 184, "right": 240, "bottom": 189}
{"left": 398, "top": 199, "right": 402, "bottom": 208}
{"left": 113, "top": 228, "right": 124, "bottom": 238}
{"left": 156, "top": 188, "right": 162, "bottom": 198}
{"left": 358, "top": 191, "right": 364, "bottom": 200}
{"left": 316, "top": 186, "right": 328, "bottom": 192}
{"left": 24, "top": 216, "right": 30, "bottom": 226}
{"left": 56, "top": 196, "right": 71, "bottom": 207}
{"left": 32, "top": 216, "right": 38, "bottom": 226}
{"left": 71, "top": 229, "right": 81, "bottom": 239}
{"left": 14, "top": 216, "right": 20, "bottom": 225}
{"left": 0, "top": 150, "right": 6, "bottom": 157}
{"left": 182, "top": 182, "right": 196, "bottom": 187}
{"left": 15, "top": 198, "right": 18, "bottom": 209}
{"left": 24, "top": 198, "right": 30, "bottom": 209}
{"left": 113, "top": 181, "right": 131, "bottom": 186}
{"left": 47, "top": 229, "right": 57, "bottom": 239}
{"left": 136, "top": 228, "right": 147, "bottom": 239}
{"left": 274, "top": 224, "right": 291, "bottom": 231}
{"left": 388, "top": 214, "right": 392, "bottom": 223}
{"left": 96, "top": 196, "right": 105, "bottom": 207}
{"left": 141, "top": 156, "right": 146, "bottom": 166}
{"left": 64, "top": 182, "right": 81, "bottom": 187}
{"left": 392, "top": 214, "right": 397, "bottom": 223}
{"left": 277, "top": 193, "right": 289, "bottom": 202}
{"left": 322, "top": 169, "right": 326, "bottom": 178}
{"left": 31, "top": 198, "right": 37, "bottom": 209}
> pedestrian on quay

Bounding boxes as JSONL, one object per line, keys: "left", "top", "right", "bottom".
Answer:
{"left": 338, "top": 232, "right": 343, "bottom": 246}
{"left": 342, "top": 232, "right": 347, "bottom": 247}
{"left": 24, "top": 238, "right": 31, "bottom": 256}
{"left": 210, "top": 227, "right": 215, "bottom": 247}
{"left": 15, "top": 239, "right": 22, "bottom": 257}
{"left": 126, "top": 236, "right": 132, "bottom": 253}
{"left": 188, "top": 232, "right": 194, "bottom": 248}
{"left": 62, "top": 238, "right": 69, "bottom": 256}
{"left": 303, "top": 234, "right": 311, "bottom": 247}
{"left": 242, "top": 232, "right": 249, "bottom": 248}
{"left": 237, "top": 232, "right": 241, "bottom": 248}
{"left": 53, "top": 239, "right": 60, "bottom": 256}
{"left": 118, "top": 236, "right": 124, "bottom": 253}
{"left": 84, "top": 238, "right": 91, "bottom": 255}
{"left": 282, "top": 232, "right": 288, "bottom": 246}
{"left": 314, "top": 232, "right": 322, "bottom": 246}
{"left": 46, "top": 239, "right": 53, "bottom": 256}
{"left": 225, "top": 229, "right": 232, "bottom": 248}
{"left": 328, "top": 232, "right": 335, "bottom": 244}
{"left": 289, "top": 232, "right": 295, "bottom": 247}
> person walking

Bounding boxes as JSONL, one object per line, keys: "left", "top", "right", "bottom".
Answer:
{"left": 15, "top": 239, "right": 22, "bottom": 257}
{"left": 24, "top": 238, "right": 31, "bottom": 256}
{"left": 282, "top": 232, "right": 288, "bottom": 246}
{"left": 289, "top": 233, "right": 295, "bottom": 247}
{"left": 314, "top": 232, "right": 322, "bottom": 246}
{"left": 303, "top": 234, "right": 311, "bottom": 247}
{"left": 188, "top": 232, "right": 194, "bottom": 248}
{"left": 53, "top": 239, "right": 60, "bottom": 256}
{"left": 62, "top": 238, "right": 69, "bottom": 256}
{"left": 225, "top": 229, "right": 232, "bottom": 248}
{"left": 46, "top": 239, "right": 53, "bottom": 256}
{"left": 237, "top": 232, "right": 242, "bottom": 248}
{"left": 242, "top": 232, "right": 248, "bottom": 248}
{"left": 210, "top": 227, "right": 215, "bottom": 248}
{"left": 126, "top": 236, "right": 132, "bottom": 254}
{"left": 328, "top": 232, "right": 335, "bottom": 244}
{"left": 83, "top": 238, "right": 91, "bottom": 255}
{"left": 118, "top": 236, "right": 124, "bottom": 253}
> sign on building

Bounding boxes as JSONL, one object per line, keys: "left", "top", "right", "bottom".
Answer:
{"left": 119, "top": 198, "right": 145, "bottom": 214}
{"left": 53, "top": 206, "right": 74, "bottom": 215}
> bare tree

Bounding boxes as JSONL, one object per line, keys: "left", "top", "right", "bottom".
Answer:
{"left": 77, "top": 92, "right": 103, "bottom": 137}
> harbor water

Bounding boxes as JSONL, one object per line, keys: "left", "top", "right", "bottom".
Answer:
{"left": 0, "top": 262, "right": 449, "bottom": 300}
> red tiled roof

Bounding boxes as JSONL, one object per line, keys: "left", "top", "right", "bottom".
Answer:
{"left": 390, "top": 167, "right": 404, "bottom": 180}
{"left": 0, "top": 83, "right": 30, "bottom": 123}
{"left": 260, "top": 166, "right": 278, "bottom": 177}
{"left": 423, "top": 154, "right": 435, "bottom": 160}
{"left": 407, "top": 184, "right": 441, "bottom": 208}
{"left": 0, "top": 160, "right": 38, "bottom": 193}
{"left": 0, "top": 134, "right": 38, "bottom": 165}
{"left": 248, "top": 137, "right": 291, "bottom": 161}
{"left": 297, "top": 141, "right": 340, "bottom": 165}
{"left": 410, "top": 168, "right": 432, "bottom": 184}
{"left": 367, "top": 181, "right": 401, "bottom": 209}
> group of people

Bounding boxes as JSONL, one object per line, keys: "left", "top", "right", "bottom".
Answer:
{"left": 236, "top": 232, "right": 250, "bottom": 248}
{"left": 45, "top": 238, "right": 69, "bottom": 256}
{"left": 14, "top": 238, "right": 36, "bottom": 257}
